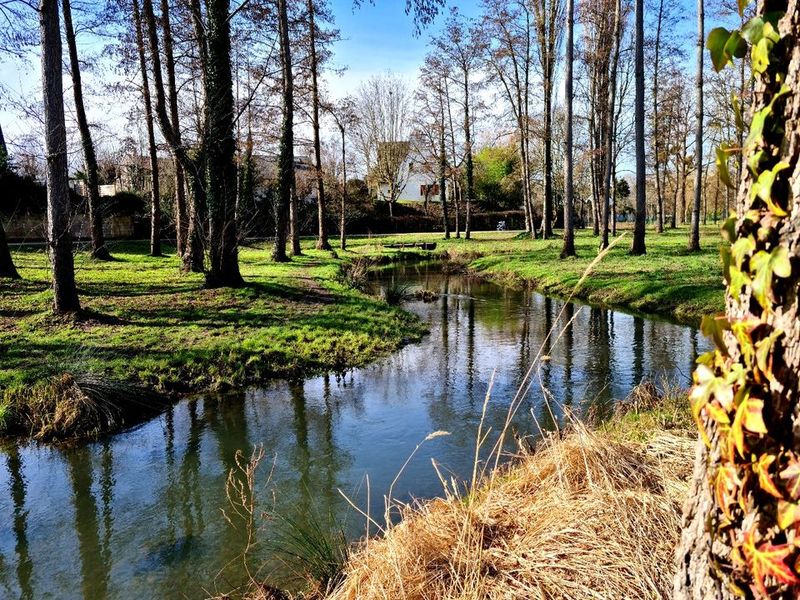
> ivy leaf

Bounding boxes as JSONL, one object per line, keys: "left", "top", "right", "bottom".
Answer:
{"left": 715, "top": 464, "right": 740, "bottom": 520}
{"left": 751, "top": 162, "right": 791, "bottom": 216}
{"left": 780, "top": 457, "right": 800, "bottom": 500}
{"left": 731, "top": 389, "right": 765, "bottom": 457}
{"left": 777, "top": 500, "right": 800, "bottom": 530}
{"left": 742, "top": 529, "right": 800, "bottom": 597}
{"left": 751, "top": 247, "right": 793, "bottom": 310}
{"left": 701, "top": 314, "right": 731, "bottom": 353}
{"left": 755, "top": 329, "right": 783, "bottom": 382}
{"left": 707, "top": 28, "right": 736, "bottom": 71}
{"left": 754, "top": 453, "right": 782, "bottom": 498}
{"left": 716, "top": 146, "right": 736, "bottom": 189}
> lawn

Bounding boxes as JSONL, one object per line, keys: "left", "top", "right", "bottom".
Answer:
{"left": 347, "top": 224, "right": 726, "bottom": 324}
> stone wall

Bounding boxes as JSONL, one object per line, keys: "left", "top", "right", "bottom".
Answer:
{"left": 3, "top": 213, "right": 135, "bottom": 241}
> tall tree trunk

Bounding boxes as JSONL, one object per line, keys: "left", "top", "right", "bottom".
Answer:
{"left": 133, "top": 0, "right": 162, "bottom": 258}
{"left": 40, "top": 0, "right": 80, "bottom": 313}
{"left": 339, "top": 124, "right": 347, "bottom": 251}
{"left": 160, "top": 0, "right": 187, "bottom": 257}
{"left": 543, "top": 71, "right": 554, "bottom": 239}
{"left": 688, "top": 0, "right": 704, "bottom": 251}
{"left": 464, "top": 77, "right": 473, "bottom": 240}
{"left": 0, "top": 124, "right": 20, "bottom": 279}
{"left": 601, "top": 0, "right": 622, "bottom": 250}
{"left": 560, "top": 0, "right": 575, "bottom": 258}
{"left": 290, "top": 183, "right": 301, "bottom": 256}
{"left": 630, "top": 0, "right": 646, "bottom": 255}
{"left": 675, "top": 2, "right": 800, "bottom": 597}
{"left": 61, "top": 0, "right": 110, "bottom": 261}
{"left": 439, "top": 94, "right": 450, "bottom": 240}
{"left": 273, "top": 0, "right": 293, "bottom": 263}
{"left": 653, "top": 0, "right": 665, "bottom": 234}
{"left": 307, "top": 0, "right": 329, "bottom": 251}
{"left": 203, "top": 0, "right": 243, "bottom": 286}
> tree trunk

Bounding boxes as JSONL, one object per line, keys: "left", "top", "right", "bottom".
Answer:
{"left": 0, "top": 125, "right": 20, "bottom": 279}
{"left": 160, "top": 0, "right": 187, "bottom": 257}
{"left": 272, "top": 0, "right": 293, "bottom": 263}
{"left": 464, "top": 77, "right": 473, "bottom": 240}
{"left": 290, "top": 183, "right": 301, "bottom": 257}
{"left": 62, "top": 0, "right": 110, "bottom": 261}
{"left": 630, "top": 0, "right": 646, "bottom": 255}
{"left": 339, "top": 125, "right": 347, "bottom": 251}
{"left": 601, "top": 0, "right": 622, "bottom": 250}
{"left": 203, "top": 0, "right": 243, "bottom": 287}
{"left": 439, "top": 95, "right": 450, "bottom": 240}
{"left": 675, "top": 2, "right": 800, "bottom": 597}
{"left": 307, "top": 0, "right": 329, "bottom": 251}
{"left": 688, "top": 0, "right": 703, "bottom": 251}
{"left": 560, "top": 0, "right": 576, "bottom": 258}
{"left": 653, "top": 0, "right": 665, "bottom": 234}
{"left": 543, "top": 71, "right": 554, "bottom": 239}
{"left": 133, "top": 0, "right": 162, "bottom": 258}
{"left": 40, "top": 0, "right": 80, "bottom": 313}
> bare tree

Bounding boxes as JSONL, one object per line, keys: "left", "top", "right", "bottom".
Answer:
{"left": 687, "top": 0, "right": 703, "bottom": 251}
{"left": 61, "top": 0, "right": 111, "bottom": 261}
{"left": 325, "top": 98, "right": 357, "bottom": 250}
{"left": 40, "top": 0, "right": 80, "bottom": 312}
{"left": 273, "top": 0, "right": 294, "bottom": 261}
{"left": 630, "top": 0, "right": 646, "bottom": 254}
{"left": 560, "top": 0, "right": 576, "bottom": 258}
{"left": 0, "top": 123, "right": 20, "bottom": 279}
{"left": 532, "top": 0, "right": 565, "bottom": 239}
{"left": 600, "top": 0, "right": 622, "bottom": 250}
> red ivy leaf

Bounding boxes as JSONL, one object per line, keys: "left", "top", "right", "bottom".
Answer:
{"left": 743, "top": 529, "right": 800, "bottom": 597}
{"left": 754, "top": 454, "right": 782, "bottom": 499}
{"left": 781, "top": 457, "right": 800, "bottom": 500}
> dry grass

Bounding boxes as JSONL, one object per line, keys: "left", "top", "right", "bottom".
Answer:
{"left": 323, "top": 402, "right": 695, "bottom": 600}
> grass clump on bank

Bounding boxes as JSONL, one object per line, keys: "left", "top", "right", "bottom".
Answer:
{"left": 323, "top": 388, "right": 694, "bottom": 600}
{"left": 349, "top": 225, "right": 725, "bottom": 324}
{"left": 0, "top": 241, "right": 426, "bottom": 440}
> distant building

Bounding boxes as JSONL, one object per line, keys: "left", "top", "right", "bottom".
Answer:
{"left": 372, "top": 141, "right": 445, "bottom": 203}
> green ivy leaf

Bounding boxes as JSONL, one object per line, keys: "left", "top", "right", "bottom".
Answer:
{"left": 752, "top": 37, "right": 774, "bottom": 74}
{"left": 702, "top": 315, "right": 732, "bottom": 353}
{"left": 716, "top": 147, "right": 735, "bottom": 189}
{"left": 721, "top": 213, "right": 738, "bottom": 243}
{"left": 750, "top": 247, "right": 793, "bottom": 310}
{"left": 708, "top": 27, "right": 735, "bottom": 71}
{"left": 732, "top": 94, "right": 745, "bottom": 133}
{"left": 751, "top": 161, "right": 791, "bottom": 216}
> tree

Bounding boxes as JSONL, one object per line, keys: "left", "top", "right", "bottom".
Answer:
{"left": 532, "top": 0, "right": 565, "bottom": 239}
{"left": 560, "top": 0, "right": 576, "bottom": 258}
{"left": 273, "top": 0, "right": 294, "bottom": 262}
{"left": 675, "top": 2, "right": 800, "bottom": 596}
{"left": 39, "top": 0, "right": 80, "bottom": 313}
{"left": 326, "top": 98, "right": 357, "bottom": 250}
{"left": 353, "top": 73, "right": 412, "bottom": 216}
{"left": 132, "top": 0, "right": 162, "bottom": 258}
{"left": 0, "top": 123, "right": 20, "bottom": 279}
{"left": 61, "top": 0, "right": 111, "bottom": 261}
{"left": 306, "top": 0, "right": 331, "bottom": 251}
{"left": 687, "top": 0, "right": 703, "bottom": 252}
{"left": 600, "top": 0, "right": 622, "bottom": 250}
{"left": 630, "top": 0, "right": 646, "bottom": 255}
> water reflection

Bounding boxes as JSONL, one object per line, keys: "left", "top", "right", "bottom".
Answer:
{"left": 0, "top": 264, "right": 711, "bottom": 599}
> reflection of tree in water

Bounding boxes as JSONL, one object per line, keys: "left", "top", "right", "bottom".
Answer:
{"left": 563, "top": 302, "right": 576, "bottom": 409}
{"left": 583, "top": 306, "right": 614, "bottom": 418}
{"left": 6, "top": 447, "right": 33, "bottom": 600}
{"left": 632, "top": 316, "right": 646, "bottom": 386}
{"left": 65, "top": 447, "right": 110, "bottom": 600}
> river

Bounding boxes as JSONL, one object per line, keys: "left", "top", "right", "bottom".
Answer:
{"left": 0, "top": 262, "right": 710, "bottom": 599}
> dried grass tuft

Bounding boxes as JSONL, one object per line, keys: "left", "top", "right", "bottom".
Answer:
{"left": 325, "top": 423, "right": 692, "bottom": 600}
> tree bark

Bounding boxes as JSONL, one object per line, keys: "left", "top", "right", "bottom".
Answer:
{"left": 653, "top": 0, "right": 665, "bottom": 234}
{"left": 0, "top": 124, "right": 20, "bottom": 279}
{"left": 339, "top": 123, "right": 347, "bottom": 251}
{"left": 630, "top": 0, "right": 646, "bottom": 255}
{"left": 159, "top": 0, "right": 187, "bottom": 257}
{"left": 675, "top": 1, "right": 800, "bottom": 597}
{"left": 40, "top": 0, "right": 80, "bottom": 313}
{"left": 463, "top": 75, "right": 473, "bottom": 240}
{"left": 203, "top": 0, "right": 243, "bottom": 286}
{"left": 439, "top": 91, "right": 450, "bottom": 240}
{"left": 61, "top": 0, "right": 110, "bottom": 261}
{"left": 307, "top": 0, "right": 330, "bottom": 251}
{"left": 273, "top": 0, "right": 293, "bottom": 263}
{"left": 133, "top": 0, "right": 162, "bottom": 258}
{"left": 688, "top": 0, "right": 704, "bottom": 251}
{"left": 601, "top": 0, "right": 622, "bottom": 250}
{"left": 561, "top": 0, "right": 575, "bottom": 258}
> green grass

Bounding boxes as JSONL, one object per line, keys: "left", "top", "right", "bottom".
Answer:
{"left": 345, "top": 224, "right": 726, "bottom": 324}
{"left": 0, "top": 241, "right": 426, "bottom": 404}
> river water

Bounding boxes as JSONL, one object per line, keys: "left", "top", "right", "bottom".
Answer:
{"left": 0, "top": 263, "right": 710, "bottom": 599}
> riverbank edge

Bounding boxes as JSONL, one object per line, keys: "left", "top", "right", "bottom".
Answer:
{"left": 0, "top": 250, "right": 431, "bottom": 444}
{"left": 310, "top": 384, "right": 695, "bottom": 600}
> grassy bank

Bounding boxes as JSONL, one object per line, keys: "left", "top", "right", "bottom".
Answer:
{"left": 0, "top": 241, "right": 425, "bottom": 440}
{"left": 349, "top": 225, "right": 725, "bottom": 324}
{"left": 316, "top": 386, "right": 695, "bottom": 600}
